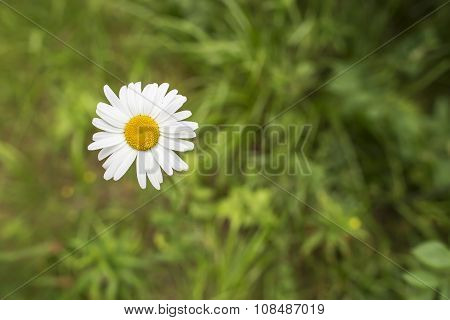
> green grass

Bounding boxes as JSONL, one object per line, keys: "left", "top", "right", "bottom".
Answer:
{"left": 0, "top": 0, "right": 449, "bottom": 299}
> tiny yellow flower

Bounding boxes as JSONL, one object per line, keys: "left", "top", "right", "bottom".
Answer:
{"left": 348, "top": 217, "right": 362, "bottom": 230}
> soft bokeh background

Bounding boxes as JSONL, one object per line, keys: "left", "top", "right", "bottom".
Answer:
{"left": 0, "top": 0, "right": 449, "bottom": 299}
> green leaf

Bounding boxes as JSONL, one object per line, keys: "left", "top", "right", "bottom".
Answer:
{"left": 412, "top": 241, "right": 450, "bottom": 269}
{"left": 403, "top": 270, "right": 439, "bottom": 289}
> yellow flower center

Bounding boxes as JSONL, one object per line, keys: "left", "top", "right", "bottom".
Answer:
{"left": 124, "top": 115, "right": 159, "bottom": 151}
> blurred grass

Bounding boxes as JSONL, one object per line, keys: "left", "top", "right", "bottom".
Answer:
{"left": 0, "top": 0, "right": 449, "bottom": 299}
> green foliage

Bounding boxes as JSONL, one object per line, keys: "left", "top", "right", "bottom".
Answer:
{"left": 0, "top": 0, "right": 449, "bottom": 299}
{"left": 403, "top": 241, "right": 450, "bottom": 299}
{"left": 412, "top": 241, "right": 450, "bottom": 270}
{"left": 62, "top": 225, "right": 147, "bottom": 299}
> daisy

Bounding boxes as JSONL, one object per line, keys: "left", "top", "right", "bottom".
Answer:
{"left": 88, "top": 82, "right": 197, "bottom": 190}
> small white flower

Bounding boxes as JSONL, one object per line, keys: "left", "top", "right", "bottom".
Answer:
{"left": 88, "top": 82, "right": 197, "bottom": 190}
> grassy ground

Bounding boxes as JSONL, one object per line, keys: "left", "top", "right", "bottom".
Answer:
{"left": 0, "top": 0, "right": 449, "bottom": 299}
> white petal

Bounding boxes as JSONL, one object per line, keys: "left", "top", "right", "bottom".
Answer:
{"left": 144, "top": 150, "right": 154, "bottom": 171}
{"left": 160, "top": 122, "right": 197, "bottom": 133}
{"left": 92, "top": 131, "right": 118, "bottom": 142}
{"left": 161, "top": 131, "right": 196, "bottom": 139}
{"left": 96, "top": 103, "right": 127, "bottom": 127}
{"left": 97, "top": 102, "right": 128, "bottom": 122}
{"left": 180, "top": 121, "right": 199, "bottom": 130}
{"left": 119, "top": 85, "right": 127, "bottom": 102}
{"left": 103, "top": 85, "right": 125, "bottom": 112}
{"left": 153, "top": 83, "right": 169, "bottom": 118}
{"left": 102, "top": 148, "right": 118, "bottom": 169}
{"left": 147, "top": 171, "right": 161, "bottom": 190}
{"left": 155, "top": 165, "right": 163, "bottom": 183}
{"left": 136, "top": 151, "right": 146, "bottom": 189}
{"left": 92, "top": 118, "right": 123, "bottom": 133}
{"left": 151, "top": 144, "right": 173, "bottom": 176}
{"left": 98, "top": 141, "right": 126, "bottom": 161}
{"left": 172, "top": 110, "right": 192, "bottom": 121}
{"left": 142, "top": 83, "right": 158, "bottom": 117}
{"left": 161, "top": 112, "right": 193, "bottom": 126}
{"left": 166, "top": 149, "right": 189, "bottom": 172}
{"left": 166, "top": 96, "right": 187, "bottom": 114}
{"left": 102, "top": 144, "right": 130, "bottom": 169}
{"left": 156, "top": 83, "right": 169, "bottom": 104}
{"left": 156, "top": 95, "right": 187, "bottom": 123}
{"left": 159, "top": 121, "right": 191, "bottom": 130}
{"left": 103, "top": 145, "right": 131, "bottom": 180}
{"left": 157, "top": 137, "right": 194, "bottom": 152}
{"left": 119, "top": 86, "right": 132, "bottom": 117}
{"left": 159, "top": 122, "right": 198, "bottom": 138}
{"left": 162, "top": 89, "right": 178, "bottom": 108}
{"left": 127, "top": 83, "right": 139, "bottom": 116}
{"left": 144, "top": 151, "right": 161, "bottom": 190}
{"left": 113, "top": 149, "right": 137, "bottom": 181}
{"left": 148, "top": 153, "right": 163, "bottom": 184}
{"left": 88, "top": 135, "right": 125, "bottom": 151}
{"left": 134, "top": 82, "right": 143, "bottom": 114}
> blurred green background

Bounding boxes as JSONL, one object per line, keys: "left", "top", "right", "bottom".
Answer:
{"left": 0, "top": 0, "right": 449, "bottom": 299}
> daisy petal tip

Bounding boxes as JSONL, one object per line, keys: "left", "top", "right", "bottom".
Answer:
{"left": 137, "top": 176, "right": 147, "bottom": 189}
{"left": 87, "top": 142, "right": 97, "bottom": 151}
{"left": 178, "top": 96, "right": 188, "bottom": 105}
{"left": 113, "top": 171, "right": 126, "bottom": 181}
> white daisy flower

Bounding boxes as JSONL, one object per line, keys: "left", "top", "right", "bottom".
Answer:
{"left": 88, "top": 82, "right": 197, "bottom": 190}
